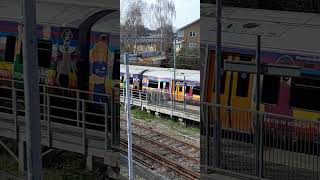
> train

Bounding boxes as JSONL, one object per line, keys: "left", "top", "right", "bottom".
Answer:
{"left": 0, "top": 18, "right": 120, "bottom": 101}
{"left": 120, "top": 64, "right": 201, "bottom": 104}
{"left": 201, "top": 6, "right": 320, "bottom": 139}
{"left": 0, "top": 11, "right": 120, "bottom": 133}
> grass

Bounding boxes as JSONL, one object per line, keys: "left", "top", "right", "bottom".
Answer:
{"left": 0, "top": 150, "right": 111, "bottom": 180}
{"left": 0, "top": 154, "right": 20, "bottom": 175}
{"left": 122, "top": 105, "right": 200, "bottom": 138}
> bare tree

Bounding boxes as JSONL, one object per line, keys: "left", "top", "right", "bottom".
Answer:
{"left": 150, "top": 0, "right": 176, "bottom": 51}
{"left": 121, "top": 0, "right": 146, "bottom": 53}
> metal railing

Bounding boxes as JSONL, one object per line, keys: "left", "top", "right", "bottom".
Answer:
{"left": 0, "top": 78, "right": 120, "bottom": 150}
{"left": 120, "top": 87, "right": 200, "bottom": 116}
{"left": 201, "top": 102, "right": 320, "bottom": 180}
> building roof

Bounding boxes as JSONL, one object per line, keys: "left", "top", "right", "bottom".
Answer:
{"left": 176, "top": 19, "right": 200, "bottom": 32}
{"left": 0, "top": 0, "right": 119, "bottom": 33}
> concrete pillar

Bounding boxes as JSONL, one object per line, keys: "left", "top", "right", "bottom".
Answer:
{"left": 18, "top": 141, "right": 26, "bottom": 172}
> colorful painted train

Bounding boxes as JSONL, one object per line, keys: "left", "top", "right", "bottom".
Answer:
{"left": 0, "top": 19, "right": 120, "bottom": 102}
{"left": 201, "top": 6, "right": 320, "bottom": 140}
{"left": 120, "top": 64, "right": 201, "bottom": 104}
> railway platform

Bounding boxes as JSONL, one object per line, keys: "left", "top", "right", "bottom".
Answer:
{"left": 120, "top": 88, "right": 200, "bottom": 123}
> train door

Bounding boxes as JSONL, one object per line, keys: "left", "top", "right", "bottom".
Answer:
{"left": 207, "top": 51, "right": 229, "bottom": 129}
{"left": 229, "top": 54, "right": 254, "bottom": 131}
{"left": 175, "top": 81, "right": 185, "bottom": 101}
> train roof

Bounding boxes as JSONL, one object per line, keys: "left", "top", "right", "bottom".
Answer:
{"left": 201, "top": 4, "right": 320, "bottom": 57}
{"left": 120, "top": 64, "right": 200, "bottom": 83}
{"left": 0, "top": 0, "right": 119, "bottom": 34}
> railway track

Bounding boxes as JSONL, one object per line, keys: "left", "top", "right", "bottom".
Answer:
{"left": 120, "top": 118, "right": 200, "bottom": 179}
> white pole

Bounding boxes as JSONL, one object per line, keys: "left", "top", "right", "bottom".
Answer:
{"left": 22, "top": 0, "right": 42, "bottom": 179}
{"left": 173, "top": 37, "right": 176, "bottom": 109}
{"left": 125, "top": 53, "right": 133, "bottom": 180}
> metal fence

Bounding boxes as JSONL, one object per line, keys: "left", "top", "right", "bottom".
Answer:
{"left": 120, "top": 88, "right": 200, "bottom": 115}
{"left": 201, "top": 103, "right": 320, "bottom": 180}
{"left": 0, "top": 77, "right": 120, "bottom": 152}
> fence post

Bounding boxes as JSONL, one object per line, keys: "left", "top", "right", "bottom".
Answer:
{"left": 104, "top": 102, "right": 109, "bottom": 150}
{"left": 255, "top": 35, "right": 263, "bottom": 178}
{"left": 82, "top": 100, "right": 89, "bottom": 169}
{"left": 184, "top": 76, "right": 186, "bottom": 112}
{"left": 139, "top": 90, "right": 143, "bottom": 110}
{"left": 123, "top": 88, "right": 126, "bottom": 108}
{"left": 77, "top": 90, "right": 80, "bottom": 127}
{"left": 12, "top": 81, "right": 18, "bottom": 140}
{"left": 47, "top": 94, "right": 52, "bottom": 147}
{"left": 158, "top": 90, "right": 160, "bottom": 106}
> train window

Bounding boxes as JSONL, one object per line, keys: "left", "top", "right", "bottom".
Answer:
{"left": 290, "top": 77, "right": 320, "bottom": 111}
{"left": 160, "top": 82, "right": 164, "bottom": 89}
{"left": 165, "top": 82, "right": 169, "bottom": 89}
{"left": 239, "top": 55, "right": 251, "bottom": 62}
{"left": 148, "top": 80, "right": 158, "bottom": 88}
{"left": 5, "top": 36, "right": 16, "bottom": 63}
{"left": 262, "top": 75, "right": 280, "bottom": 104}
{"left": 193, "top": 86, "right": 200, "bottom": 95}
{"left": 186, "top": 86, "right": 191, "bottom": 93}
{"left": 236, "top": 72, "right": 250, "bottom": 97}
{"left": 179, "top": 86, "right": 183, "bottom": 92}
{"left": 38, "top": 40, "right": 52, "bottom": 68}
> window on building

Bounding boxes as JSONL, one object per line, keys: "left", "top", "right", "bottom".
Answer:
{"left": 290, "top": 77, "right": 320, "bottom": 111}
{"left": 189, "top": 31, "right": 196, "bottom": 37}
{"left": 148, "top": 80, "right": 158, "bottom": 88}
{"left": 129, "top": 77, "right": 133, "bottom": 84}
{"left": 262, "top": 75, "right": 280, "bottom": 104}
{"left": 38, "top": 40, "right": 52, "bottom": 68}
{"left": 120, "top": 76, "right": 124, "bottom": 83}
{"left": 189, "top": 43, "right": 197, "bottom": 48}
